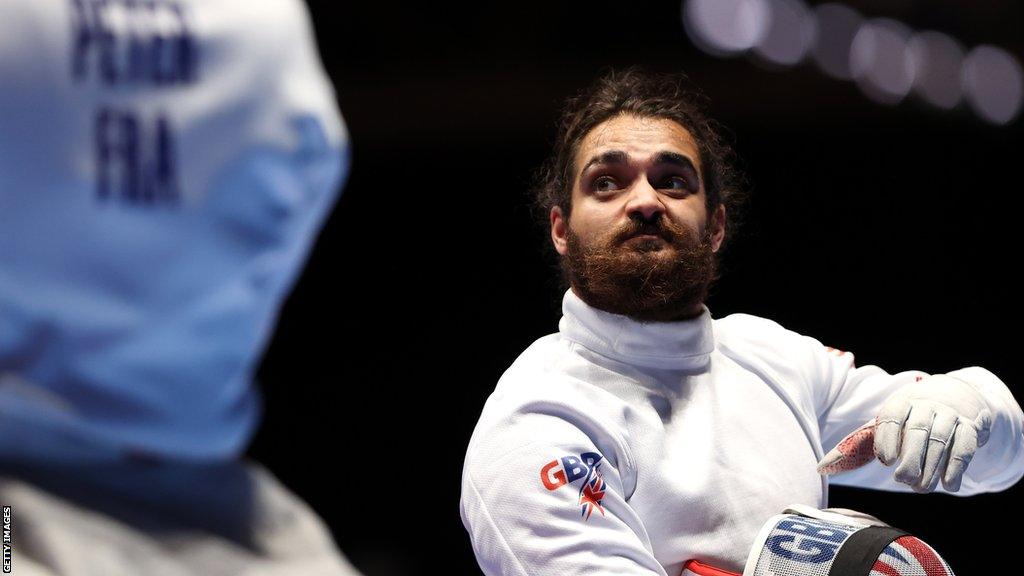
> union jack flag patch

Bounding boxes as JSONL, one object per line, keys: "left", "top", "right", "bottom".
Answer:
{"left": 540, "top": 452, "right": 606, "bottom": 521}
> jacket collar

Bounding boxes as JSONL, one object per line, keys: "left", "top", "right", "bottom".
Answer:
{"left": 558, "top": 289, "right": 714, "bottom": 370}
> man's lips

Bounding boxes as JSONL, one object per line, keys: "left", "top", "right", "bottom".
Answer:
{"left": 621, "top": 231, "right": 668, "bottom": 244}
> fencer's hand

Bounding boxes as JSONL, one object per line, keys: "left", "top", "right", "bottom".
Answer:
{"left": 874, "top": 375, "right": 992, "bottom": 493}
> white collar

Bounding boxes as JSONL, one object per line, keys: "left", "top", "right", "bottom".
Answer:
{"left": 558, "top": 289, "right": 715, "bottom": 370}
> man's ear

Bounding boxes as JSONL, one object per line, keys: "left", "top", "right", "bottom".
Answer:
{"left": 551, "top": 206, "right": 568, "bottom": 256}
{"left": 710, "top": 203, "right": 726, "bottom": 253}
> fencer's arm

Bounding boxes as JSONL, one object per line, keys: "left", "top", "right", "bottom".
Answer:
{"left": 816, "top": 354, "right": 1024, "bottom": 495}
{"left": 710, "top": 313, "right": 1024, "bottom": 495}
{"left": 461, "top": 413, "right": 668, "bottom": 576}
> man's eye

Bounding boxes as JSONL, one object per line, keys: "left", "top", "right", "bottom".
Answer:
{"left": 661, "top": 176, "right": 691, "bottom": 191}
{"left": 594, "top": 176, "right": 619, "bottom": 192}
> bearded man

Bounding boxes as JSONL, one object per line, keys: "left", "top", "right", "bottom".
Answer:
{"left": 459, "top": 69, "right": 1024, "bottom": 575}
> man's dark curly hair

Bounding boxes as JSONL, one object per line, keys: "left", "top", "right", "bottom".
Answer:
{"left": 533, "top": 67, "right": 747, "bottom": 254}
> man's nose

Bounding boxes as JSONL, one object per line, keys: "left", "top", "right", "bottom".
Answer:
{"left": 624, "top": 181, "right": 664, "bottom": 222}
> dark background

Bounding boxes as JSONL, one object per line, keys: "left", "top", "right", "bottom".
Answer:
{"left": 247, "top": 1, "right": 1023, "bottom": 573}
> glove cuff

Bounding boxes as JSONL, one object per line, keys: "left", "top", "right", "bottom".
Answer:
{"left": 945, "top": 367, "right": 1024, "bottom": 492}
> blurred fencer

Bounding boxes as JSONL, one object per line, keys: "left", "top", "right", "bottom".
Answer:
{"left": 0, "top": 0, "right": 359, "bottom": 574}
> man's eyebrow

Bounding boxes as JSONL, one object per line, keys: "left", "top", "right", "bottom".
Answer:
{"left": 580, "top": 150, "right": 629, "bottom": 176}
{"left": 652, "top": 151, "right": 699, "bottom": 173}
{"left": 579, "top": 150, "right": 700, "bottom": 176}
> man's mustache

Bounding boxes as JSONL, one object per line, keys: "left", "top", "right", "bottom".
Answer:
{"left": 612, "top": 216, "right": 687, "bottom": 244}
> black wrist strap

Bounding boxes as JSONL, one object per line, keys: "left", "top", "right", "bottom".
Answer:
{"left": 830, "top": 526, "right": 909, "bottom": 576}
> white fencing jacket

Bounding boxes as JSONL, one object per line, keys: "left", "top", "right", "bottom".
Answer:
{"left": 461, "top": 289, "right": 1024, "bottom": 575}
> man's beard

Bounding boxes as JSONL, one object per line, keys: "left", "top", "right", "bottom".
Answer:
{"left": 563, "top": 213, "right": 718, "bottom": 322}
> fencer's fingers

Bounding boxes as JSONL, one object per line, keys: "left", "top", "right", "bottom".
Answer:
{"left": 893, "top": 406, "right": 935, "bottom": 486}
{"left": 874, "top": 402, "right": 912, "bottom": 465}
{"left": 924, "top": 447, "right": 950, "bottom": 493}
{"left": 817, "top": 419, "right": 877, "bottom": 475}
{"left": 942, "top": 420, "right": 979, "bottom": 493}
{"left": 975, "top": 408, "right": 993, "bottom": 448}
{"left": 913, "top": 412, "right": 957, "bottom": 493}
